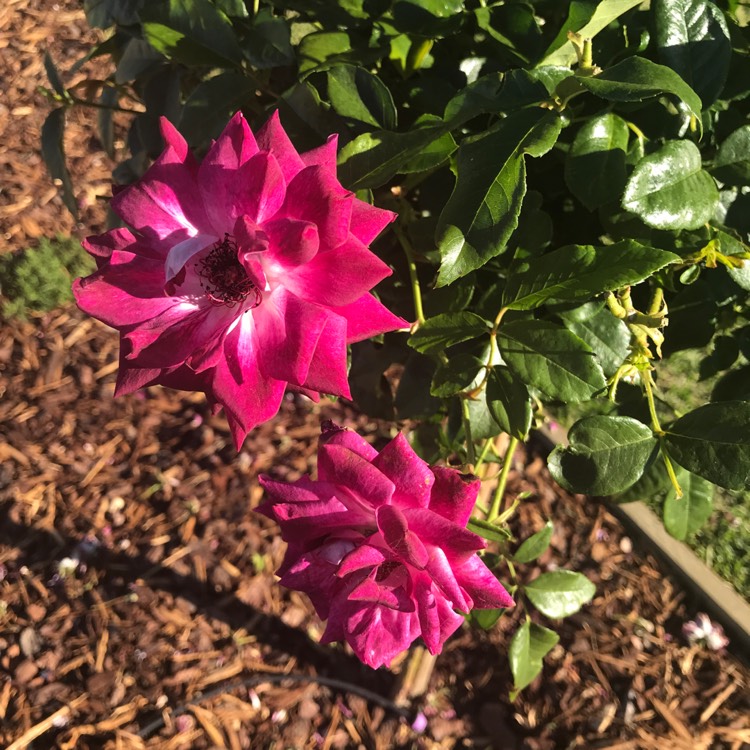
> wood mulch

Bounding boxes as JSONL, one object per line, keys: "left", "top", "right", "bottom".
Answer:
{"left": 1, "top": 2, "right": 749, "bottom": 749}
{"left": 0, "top": 308, "right": 748, "bottom": 749}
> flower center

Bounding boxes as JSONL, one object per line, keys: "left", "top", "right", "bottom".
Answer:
{"left": 197, "top": 234, "right": 262, "bottom": 308}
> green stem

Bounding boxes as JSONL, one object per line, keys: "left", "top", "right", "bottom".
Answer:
{"left": 68, "top": 94, "right": 140, "bottom": 114}
{"left": 395, "top": 223, "right": 425, "bottom": 326}
{"left": 487, "top": 436, "right": 519, "bottom": 522}
{"left": 474, "top": 438, "right": 494, "bottom": 473}
{"left": 644, "top": 375, "right": 683, "bottom": 498}
{"left": 462, "top": 399, "right": 476, "bottom": 467}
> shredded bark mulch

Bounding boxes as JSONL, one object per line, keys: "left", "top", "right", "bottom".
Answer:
{"left": 1, "top": 3, "right": 749, "bottom": 748}
{"left": 1, "top": 308, "right": 749, "bottom": 750}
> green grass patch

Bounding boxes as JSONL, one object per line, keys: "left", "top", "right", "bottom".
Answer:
{"left": 0, "top": 235, "right": 94, "bottom": 318}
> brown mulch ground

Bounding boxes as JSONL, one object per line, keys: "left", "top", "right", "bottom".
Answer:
{"left": 1, "top": 308, "right": 749, "bottom": 750}
{"left": 0, "top": 0, "right": 115, "bottom": 253}
{"left": 1, "top": 3, "right": 750, "bottom": 749}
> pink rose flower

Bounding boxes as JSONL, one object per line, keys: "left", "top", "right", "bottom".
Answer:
{"left": 74, "top": 112, "right": 407, "bottom": 448}
{"left": 257, "top": 423, "right": 513, "bottom": 669}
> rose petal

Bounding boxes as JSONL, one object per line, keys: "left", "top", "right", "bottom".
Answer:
{"left": 373, "top": 433, "right": 434, "bottom": 509}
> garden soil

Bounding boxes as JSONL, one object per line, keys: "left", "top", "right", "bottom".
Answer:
{"left": 1, "top": 2, "right": 749, "bottom": 749}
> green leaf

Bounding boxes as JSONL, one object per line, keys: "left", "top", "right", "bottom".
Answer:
{"left": 577, "top": 56, "right": 702, "bottom": 119}
{"left": 41, "top": 109, "right": 78, "bottom": 221}
{"left": 557, "top": 302, "right": 631, "bottom": 378}
{"left": 464, "top": 390, "right": 504, "bottom": 440}
{"left": 664, "top": 401, "right": 750, "bottom": 490}
{"left": 179, "top": 73, "right": 256, "bottom": 146}
{"left": 486, "top": 366, "right": 532, "bottom": 440}
{"left": 430, "top": 354, "right": 484, "bottom": 397}
{"left": 43, "top": 51, "right": 68, "bottom": 99}
{"left": 524, "top": 570, "right": 596, "bottom": 618}
{"left": 614, "top": 456, "right": 672, "bottom": 503}
{"left": 713, "top": 125, "right": 750, "bottom": 187}
{"left": 565, "top": 114, "right": 629, "bottom": 211}
{"left": 503, "top": 241, "right": 679, "bottom": 310}
{"left": 513, "top": 521, "right": 553, "bottom": 564}
{"left": 84, "top": 0, "right": 142, "bottom": 28}
{"left": 97, "top": 87, "right": 118, "bottom": 159}
{"left": 497, "top": 320, "right": 606, "bottom": 402}
{"left": 468, "top": 516, "right": 512, "bottom": 543}
{"left": 337, "top": 121, "right": 456, "bottom": 190}
{"left": 663, "top": 468, "right": 714, "bottom": 540}
{"left": 548, "top": 416, "right": 658, "bottom": 495}
{"left": 444, "top": 69, "right": 561, "bottom": 127}
{"left": 509, "top": 620, "right": 559, "bottom": 695}
{"left": 297, "top": 30, "right": 352, "bottom": 74}
{"left": 327, "top": 64, "right": 397, "bottom": 129}
{"left": 622, "top": 140, "right": 718, "bottom": 230}
{"left": 471, "top": 608, "right": 504, "bottom": 630}
{"left": 436, "top": 109, "right": 563, "bottom": 287}
{"left": 142, "top": 0, "right": 243, "bottom": 67}
{"left": 654, "top": 0, "right": 731, "bottom": 107}
{"left": 243, "top": 13, "right": 294, "bottom": 69}
{"left": 540, "top": 0, "right": 643, "bottom": 66}
{"left": 392, "top": 0, "right": 464, "bottom": 37}
{"left": 409, "top": 311, "right": 489, "bottom": 354}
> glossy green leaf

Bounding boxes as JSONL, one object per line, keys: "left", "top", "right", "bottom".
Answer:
{"left": 548, "top": 416, "right": 658, "bottom": 495}
{"left": 614, "top": 456, "right": 672, "bottom": 503}
{"left": 713, "top": 125, "right": 750, "bottom": 187}
{"left": 297, "top": 31, "right": 352, "bottom": 73}
{"left": 408, "top": 312, "right": 489, "bottom": 354}
{"left": 503, "top": 241, "right": 679, "bottom": 310}
{"left": 436, "top": 109, "right": 563, "bottom": 287}
{"left": 577, "top": 56, "right": 702, "bottom": 119}
{"left": 513, "top": 521, "right": 553, "bottom": 564}
{"left": 471, "top": 607, "right": 504, "bottom": 630}
{"left": 41, "top": 108, "right": 78, "bottom": 220}
{"left": 622, "top": 140, "right": 718, "bottom": 230}
{"left": 663, "top": 468, "right": 714, "bottom": 540}
{"left": 497, "top": 320, "right": 606, "bottom": 403}
{"left": 430, "top": 354, "right": 484, "bottom": 397}
{"left": 565, "top": 114, "right": 629, "bottom": 211}
{"left": 392, "top": 0, "right": 464, "bottom": 37}
{"left": 337, "top": 121, "right": 456, "bottom": 190}
{"left": 540, "top": 0, "right": 643, "bottom": 66}
{"left": 509, "top": 620, "right": 559, "bottom": 695}
{"left": 141, "top": 0, "right": 243, "bottom": 67}
{"left": 243, "top": 13, "right": 294, "bottom": 69}
{"left": 464, "top": 390, "right": 504, "bottom": 440}
{"left": 327, "top": 64, "right": 397, "bottom": 129}
{"left": 486, "top": 366, "right": 533, "bottom": 440}
{"left": 179, "top": 73, "right": 256, "bottom": 146}
{"left": 468, "top": 516, "right": 512, "bottom": 543}
{"left": 443, "top": 70, "right": 548, "bottom": 126}
{"left": 664, "top": 401, "right": 750, "bottom": 490}
{"left": 525, "top": 570, "right": 596, "bottom": 618}
{"left": 557, "top": 302, "right": 631, "bottom": 377}
{"left": 655, "top": 0, "right": 731, "bottom": 106}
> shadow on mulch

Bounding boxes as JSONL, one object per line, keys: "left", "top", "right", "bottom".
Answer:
{"left": 1, "top": 308, "right": 749, "bottom": 750}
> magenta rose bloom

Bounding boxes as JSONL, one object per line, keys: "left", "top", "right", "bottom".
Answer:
{"left": 74, "top": 112, "right": 407, "bottom": 448}
{"left": 257, "top": 423, "right": 513, "bottom": 669}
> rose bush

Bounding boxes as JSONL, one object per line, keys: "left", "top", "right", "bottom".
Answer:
{"left": 44, "top": 0, "right": 750, "bottom": 685}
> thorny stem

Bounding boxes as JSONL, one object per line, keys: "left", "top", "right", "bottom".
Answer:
{"left": 395, "top": 223, "right": 425, "bottom": 327}
{"left": 462, "top": 398, "right": 476, "bottom": 466}
{"left": 487, "top": 436, "right": 519, "bottom": 522}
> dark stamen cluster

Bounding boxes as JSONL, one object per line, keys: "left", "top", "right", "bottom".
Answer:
{"left": 197, "top": 234, "right": 262, "bottom": 309}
